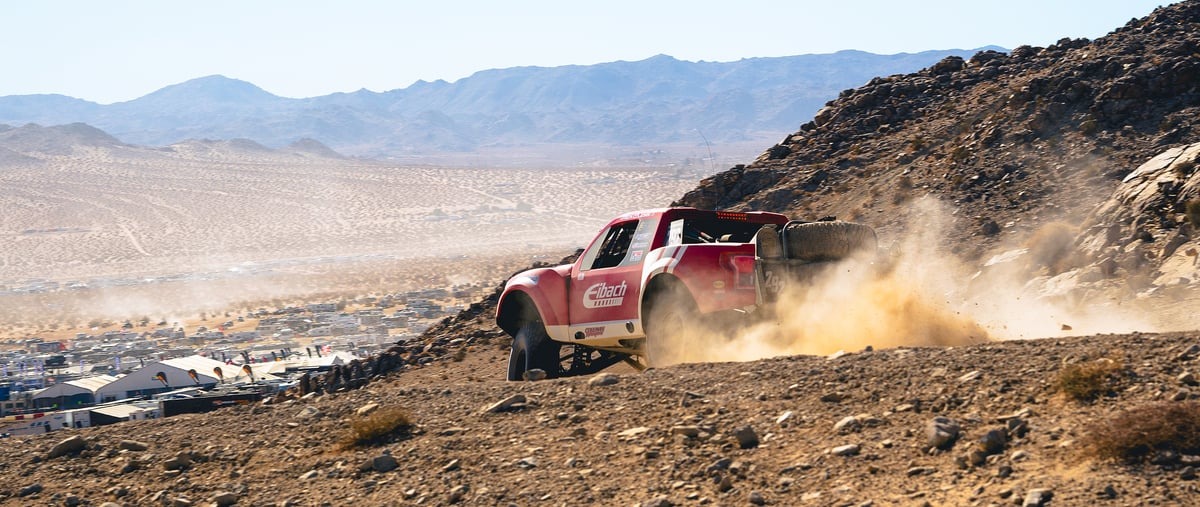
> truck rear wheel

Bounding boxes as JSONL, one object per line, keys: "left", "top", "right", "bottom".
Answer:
{"left": 783, "top": 221, "right": 877, "bottom": 261}
{"left": 507, "top": 320, "right": 562, "bottom": 381}
{"left": 642, "top": 284, "right": 697, "bottom": 367}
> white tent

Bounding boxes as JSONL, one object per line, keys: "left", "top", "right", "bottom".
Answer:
{"left": 31, "top": 374, "right": 119, "bottom": 409}
{"left": 94, "top": 355, "right": 276, "bottom": 403}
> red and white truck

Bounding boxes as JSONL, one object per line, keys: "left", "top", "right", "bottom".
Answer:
{"left": 496, "top": 207, "right": 876, "bottom": 380}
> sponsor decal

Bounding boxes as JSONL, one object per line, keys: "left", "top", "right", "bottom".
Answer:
{"left": 583, "top": 280, "right": 628, "bottom": 308}
{"left": 630, "top": 250, "right": 644, "bottom": 261}
{"left": 583, "top": 326, "right": 605, "bottom": 337}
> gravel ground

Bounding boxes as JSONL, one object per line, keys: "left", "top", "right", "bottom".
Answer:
{"left": 3, "top": 330, "right": 1199, "bottom": 506}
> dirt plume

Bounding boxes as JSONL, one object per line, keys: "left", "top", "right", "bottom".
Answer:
{"left": 653, "top": 199, "right": 1160, "bottom": 366}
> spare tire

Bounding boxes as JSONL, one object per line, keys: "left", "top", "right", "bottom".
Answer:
{"left": 783, "top": 221, "right": 877, "bottom": 261}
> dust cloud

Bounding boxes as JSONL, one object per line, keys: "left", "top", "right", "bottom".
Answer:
{"left": 652, "top": 198, "right": 1159, "bottom": 366}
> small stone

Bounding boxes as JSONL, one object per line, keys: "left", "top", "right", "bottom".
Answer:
{"left": 748, "top": 491, "right": 766, "bottom": 505}
{"left": 118, "top": 440, "right": 149, "bottom": 452}
{"left": 481, "top": 394, "right": 526, "bottom": 413}
{"left": 295, "top": 406, "right": 322, "bottom": 419}
{"left": 18, "top": 483, "right": 42, "bottom": 497}
{"left": 957, "top": 370, "right": 982, "bottom": 382}
{"left": 997, "top": 465, "right": 1013, "bottom": 478}
{"left": 523, "top": 369, "right": 547, "bottom": 381}
{"left": 442, "top": 459, "right": 461, "bottom": 472}
{"left": 717, "top": 475, "right": 734, "bottom": 492}
{"left": 299, "top": 470, "right": 319, "bottom": 480}
{"left": 370, "top": 454, "right": 398, "bottom": 473}
{"left": 979, "top": 428, "right": 1007, "bottom": 454}
{"left": 448, "top": 484, "right": 469, "bottom": 503}
{"left": 1180, "top": 372, "right": 1198, "bottom": 386}
{"left": 588, "top": 372, "right": 620, "bottom": 386}
{"left": 1011, "top": 450, "right": 1029, "bottom": 461}
{"left": 707, "top": 458, "right": 732, "bottom": 474}
{"left": 967, "top": 449, "right": 987, "bottom": 466}
{"left": 1173, "top": 390, "right": 1189, "bottom": 401}
{"left": 356, "top": 402, "right": 380, "bottom": 416}
{"left": 831, "top": 444, "right": 860, "bottom": 456}
{"left": 48, "top": 435, "right": 87, "bottom": 459}
{"left": 926, "top": 416, "right": 960, "bottom": 450}
{"left": 163, "top": 455, "right": 191, "bottom": 471}
{"left": 1097, "top": 484, "right": 1118, "bottom": 498}
{"left": 820, "top": 392, "right": 846, "bottom": 402}
{"left": 642, "top": 496, "right": 673, "bottom": 507}
{"left": 1023, "top": 488, "right": 1053, "bottom": 506}
{"left": 618, "top": 427, "right": 652, "bottom": 438}
{"left": 907, "top": 466, "right": 935, "bottom": 476}
{"left": 833, "top": 416, "right": 861, "bottom": 434}
{"left": 776, "top": 411, "right": 794, "bottom": 425}
{"left": 733, "top": 425, "right": 759, "bottom": 449}
{"left": 516, "top": 457, "right": 538, "bottom": 469}
{"left": 211, "top": 492, "right": 238, "bottom": 507}
{"left": 671, "top": 426, "right": 701, "bottom": 438}
{"left": 1182, "top": 466, "right": 1197, "bottom": 480}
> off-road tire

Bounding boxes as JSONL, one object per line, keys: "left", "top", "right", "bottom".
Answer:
{"left": 507, "top": 320, "right": 562, "bottom": 381}
{"left": 642, "top": 283, "right": 697, "bottom": 368}
{"left": 783, "top": 221, "right": 877, "bottom": 261}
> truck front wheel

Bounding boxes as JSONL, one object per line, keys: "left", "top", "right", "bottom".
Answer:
{"left": 507, "top": 320, "right": 562, "bottom": 381}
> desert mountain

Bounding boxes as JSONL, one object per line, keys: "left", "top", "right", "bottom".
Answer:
{"left": 0, "top": 50, "right": 999, "bottom": 158}
{"left": 0, "top": 122, "right": 346, "bottom": 162}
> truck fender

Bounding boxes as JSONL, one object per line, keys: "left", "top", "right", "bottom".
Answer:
{"left": 639, "top": 246, "right": 691, "bottom": 320}
{"left": 496, "top": 267, "right": 570, "bottom": 342}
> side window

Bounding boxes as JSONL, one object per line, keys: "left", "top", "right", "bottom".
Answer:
{"left": 589, "top": 221, "right": 639, "bottom": 269}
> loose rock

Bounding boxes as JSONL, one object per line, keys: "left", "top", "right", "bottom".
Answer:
{"left": 47, "top": 435, "right": 87, "bottom": 459}
{"left": 588, "top": 372, "right": 620, "bottom": 386}
{"left": 481, "top": 394, "right": 526, "bottom": 413}
{"left": 926, "top": 416, "right": 961, "bottom": 450}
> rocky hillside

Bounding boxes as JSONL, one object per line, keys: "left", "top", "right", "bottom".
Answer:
{"left": 676, "top": 1, "right": 1200, "bottom": 295}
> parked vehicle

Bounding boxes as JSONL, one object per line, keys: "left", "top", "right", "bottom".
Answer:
{"left": 496, "top": 207, "right": 876, "bottom": 380}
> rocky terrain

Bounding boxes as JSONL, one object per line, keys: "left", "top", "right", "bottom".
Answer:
{"left": 5, "top": 2, "right": 1200, "bottom": 506}
{"left": 2, "top": 329, "right": 1199, "bottom": 506}
{"left": 676, "top": 1, "right": 1200, "bottom": 283}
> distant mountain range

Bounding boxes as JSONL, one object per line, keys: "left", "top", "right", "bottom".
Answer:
{"left": 0, "top": 49, "right": 1002, "bottom": 159}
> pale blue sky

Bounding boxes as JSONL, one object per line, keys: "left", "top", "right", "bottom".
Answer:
{"left": 1, "top": 0, "right": 1171, "bottom": 104}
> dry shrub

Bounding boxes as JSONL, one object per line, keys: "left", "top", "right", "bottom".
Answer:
{"left": 340, "top": 406, "right": 414, "bottom": 449}
{"left": 1081, "top": 402, "right": 1200, "bottom": 462}
{"left": 1055, "top": 358, "right": 1124, "bottom": 402}
{"left": 1173, "top": 159, "right": 1196, "bottom": 179}
{"left": 1025, "top": 222, "right": 1078, "bottom": 274}
{"left": 1186, "top": 199, "right": 1200, "bottom": 226}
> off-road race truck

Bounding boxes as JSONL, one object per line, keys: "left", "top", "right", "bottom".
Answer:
{"left": 496, "top": 207, "right": 876, "bottom": 380}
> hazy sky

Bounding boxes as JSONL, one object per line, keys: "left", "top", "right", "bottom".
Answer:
{"left": 2, "top": 0, "right": 1171, "bottom": 104}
